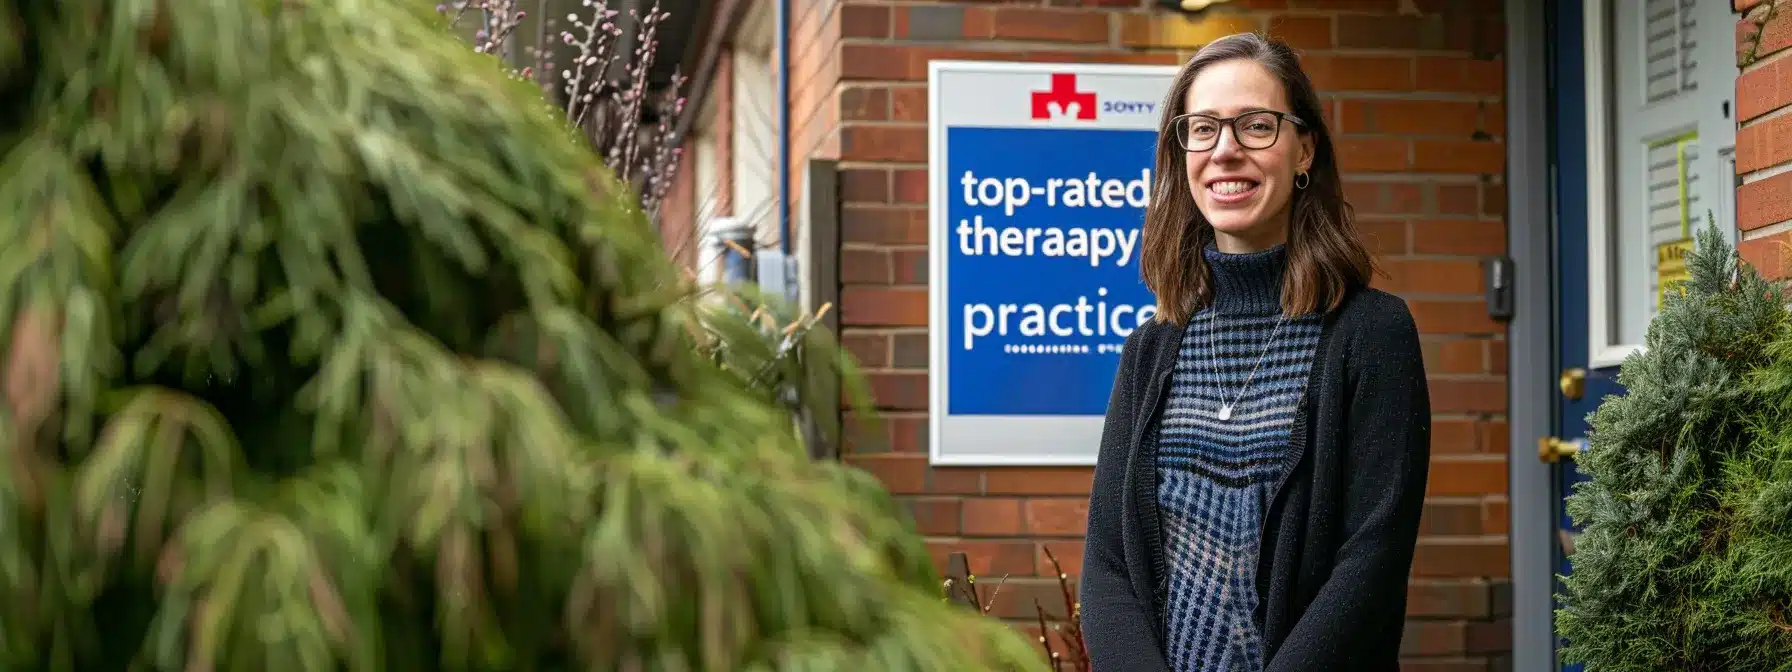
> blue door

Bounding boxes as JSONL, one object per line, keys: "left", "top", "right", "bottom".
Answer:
{"left": 1546, "top": 6, "right": 1608, "bottom": 669}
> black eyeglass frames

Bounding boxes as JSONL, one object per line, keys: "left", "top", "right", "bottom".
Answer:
{"left": 1170, "top": 110, "right": 1304, "bottom": 152}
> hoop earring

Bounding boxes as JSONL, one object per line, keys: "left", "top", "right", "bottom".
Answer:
{"left": 1294, "top": 172, "right": 1310, "bottom": 190}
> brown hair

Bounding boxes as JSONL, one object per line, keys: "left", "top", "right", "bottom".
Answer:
{"left": 1139, "top": 33, "right": 1373, "bottom": 325}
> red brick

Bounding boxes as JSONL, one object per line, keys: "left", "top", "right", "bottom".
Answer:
{"left": 892, "top": 249, "right": 928, "bottom": 284}
{"left": 1036, "top": 541, "right": 1083, "bottom": 578}
{"left": 1344, "top": 100, "right": 1484, "bottom": 137}
{"left": 1428, "top": 378, "right": 1507, "bottom": 414}
{"left": 1024, "top": 498, "right": 1089, "bottom": 536}
{"left": 930, "top": 467, "right": 984, "bottom": 495}
{"left": 1736, "top": 111, "right": 1792, "bottom": 174}
{"left": 1408, "top": 579, "right": 1494, "bottom": 618}
{"left": 891, "top": 332, "right": 928, "bottom": 369}
{"left": 839, "top": 4, "right": 891, "bottom": 39}
{"left": 1427, "top": 456, "right": 1507, "bottom": 497}
{"left": 842, "top": 287, "right": 928, "bottom": 326}
{"left": 842, "top": 206, "right": 925, "bottom": 245}
{"left": 962, "top": 497, "right": 1026, "bottom": 536}
{"left": 841, "top": 125, "right": 927, "bottom": 162}
{"left": 1427, "top": 338, "right": 1487, "bottom": 374}
{"left": 1304, "top": 55, "right": 1415, "bottom": 92}
{"left": 839, "top": 168, "right": 890, "bottom": 203}
{"left": 846, "top": 454, "right": 928, "bottom": 494}
{"left": 1431, "top": 418, "right": 1480, "bottom": 454}
{"left": 1415, "top": 56, "right": 1504, "bottom": 96}
{"left": 840, "top": 44, "right": 914, "bottom": 81}
{"left": 968, "top": 7, "right": 1109, "bottom": 44}
{"left": 1739, "top": 230, "right": 1792, "bottom": 280}
{"left": 1415, "top": 140, "right": 1505, "bottom": 174}
{"left": 1479, "top": 420, "right": 1509, "bottom": 455}
{"left": 1412, "top": 538, "right": 1510, "bottom": 578}
{"left": 1413, "top": 219, "right": 1505, "bottom": 255}
{"left": 1482, "top": 101, "right": 1506, "bottom": 136}
{"left": 842, "top": 248, "right": 892, "bottom": 284}
{"left": 1410, "top": 300, "right": 1502, "bottom": 335}
{"left": 928, "top": 540, "right": 1037, "bottom": 577}
{"left": 1743, "top": 7, "right": 1792, "bottom": 62}
{"left": 907, "top": 498, "right": 962, "bottom": 536}
{"left": 980, "top": 579, "right": 1071, "bottom": 617}
{"left": 841, "top": 332, "right": 890, "bottom": 368}
{"left": 889, "top": 413, "right": 927, "bottom": 452}
{"left": 1292, "top": 0, "right": 1400, "bottom": 10}
{"left": 984, "top": 467, "right": 1094, "bottom": 496}
{"left": 1338, "top": 99, "right": 1372, "bottom": 134}
{"left": 1736, "top": 57, "right": 1792, "bottom": 122}
{"left": 1481, "top": 498, "right": 1509, "bottom": 536}
{"left": 1402, "top": 620, "right": 1468, "bottom": 658}
{"left": 1381, "top": 258, "right": 1485, "bottom": 295}
{"left": 1336, "top": 137, "right": 1412, "bottom": 172}
{"left": 1487, "top": 344, "right": 1507, "bottom": 374}
{"left": 1347, "top": 181, "right": 1425, "bottom": 215}
{"left": 1739, "top": 170, "right": 1792, "bottom": 232}
{"left": 1435, "top": 184, "right": 1481, "bottom": 216}
{"left": 1419, "top": 500, "right": 1485, "bottom": 536}
{"left": 893, "top": 7, "right": 956, "bottom": 41}
{"left": 890, "top": 86, "right": 927, "bottom": 123}
{"left": 839, "top": 86, "right": 889, "bottom": 122}
{"left": 841, "top": 412, "right": 889, "bottom": 453}
{"left": 1398, "top": 657, "right": 1489, "bottom": 672}
{"left": 1268, "top": 15, "right": 1334, "bottom": 49}
{"left": 886, "top": 175, "right": 923, "bottom": 210}
{"left": 1467, "top": 618, "right": 1512, "bottom": 654}
{"left": 868, "top": 371, "right": 927, "bottom": 410}
{"left": 1337, "top": 13, "right": 1437, "bottom": 50}
{"left": 1359, "top": 219, "right": 1409, "bottom": 255}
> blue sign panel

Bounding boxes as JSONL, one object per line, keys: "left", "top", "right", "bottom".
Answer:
{"left": 944, "top": 126, "right": 1158, "bottom": 416}
{"left": 928, "top": 61, "right": 1177, "bottom": 465}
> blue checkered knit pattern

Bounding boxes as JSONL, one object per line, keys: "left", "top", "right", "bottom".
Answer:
{"left": 1155, "top": 244, "right": 1322, "bottom": 672}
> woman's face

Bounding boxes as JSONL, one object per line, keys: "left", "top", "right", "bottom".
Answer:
{"left": 1181, "top": 59, "right": 1315, "bottom": 253}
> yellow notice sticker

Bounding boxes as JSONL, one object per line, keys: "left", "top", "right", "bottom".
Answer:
{"left": 1656, "top": 239, "right": 1694, "bottom": 309}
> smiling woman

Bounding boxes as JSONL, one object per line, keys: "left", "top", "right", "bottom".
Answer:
{"left": 1080, "top": 33, "right": 1432, "bottom": 672}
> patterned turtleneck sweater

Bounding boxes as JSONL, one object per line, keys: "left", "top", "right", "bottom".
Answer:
{"left": 1155, "top": 243, "right": 1323, "bottom": 672}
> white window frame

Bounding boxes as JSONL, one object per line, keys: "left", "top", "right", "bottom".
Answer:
{"left": 1582, "top": 0, "right": 1736, "bottom": 369}
{"left": 1583, "top": 0, "right": 1638, "bottom": 369}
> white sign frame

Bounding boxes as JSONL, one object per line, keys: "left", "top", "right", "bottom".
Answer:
{"left": 926, "top": 59, "right": 1179, "bottom": 466}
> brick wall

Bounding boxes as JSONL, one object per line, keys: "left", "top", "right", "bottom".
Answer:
{"left": 790, "top": 0, "right": 846, "bottom": 223}
{"left": 1738, "top": 0, "right": 1792, "bottom": 280}
{"left": 802, "top": 1, "right": 1513, "bottom": 669}
{"left": 658, "top": 145, "right": 699, "bottom": 270}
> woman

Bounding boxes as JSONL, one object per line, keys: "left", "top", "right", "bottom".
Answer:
{"left": 1079, "top": 33, "right": 1430, "bottom": 672}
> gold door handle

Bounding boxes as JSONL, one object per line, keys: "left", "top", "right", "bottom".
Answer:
{"left": 1538, "top": 436, "right": 1582, "bottom": 464}
{"left": 1559, "top": 367, "right": 1587, "bottom": 400}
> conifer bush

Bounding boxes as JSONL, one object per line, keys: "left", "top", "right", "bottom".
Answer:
{"left": 0, "top": 1, "right": 1043, "bottom": 669}
{"left": 1556, "top": 220, "right": 1792, "bottom": 670}
{"left": 440, "top": 0, "right": 850, "bottom": 439}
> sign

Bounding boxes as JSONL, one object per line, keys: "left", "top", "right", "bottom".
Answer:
{"left": 1656, "top": 238, "right": 1693, "bottom": 309}
{"left": 928, "top": 60, "right": 1178, "bottom": 466}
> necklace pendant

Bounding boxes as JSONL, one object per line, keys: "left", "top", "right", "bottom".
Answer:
{"left": 1216, "top": 405, "right": 1233, "bottom": 421}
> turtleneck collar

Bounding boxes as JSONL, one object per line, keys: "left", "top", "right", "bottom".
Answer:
{"left": 1204, "top": 243, "right": 1287, "bottom": 316}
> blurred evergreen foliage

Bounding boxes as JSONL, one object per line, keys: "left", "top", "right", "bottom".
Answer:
{"left": 0, "top": 1, "right": 1041, "bottom": 669}
{"left": 1557, "top": 219, "right": 1792, "bottom": 670}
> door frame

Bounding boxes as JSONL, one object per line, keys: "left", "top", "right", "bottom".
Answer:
{"left": 1504, "top": 0, "right": 1558, "bottom": 669}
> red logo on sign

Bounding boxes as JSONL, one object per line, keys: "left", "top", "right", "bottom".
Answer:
{"left": 1031, "top": 73, "right": 1097, "bottom": 120}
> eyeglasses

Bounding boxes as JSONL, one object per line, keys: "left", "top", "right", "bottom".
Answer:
{"left": 1171, "top": 110, "right": 1304, "bottom": 152}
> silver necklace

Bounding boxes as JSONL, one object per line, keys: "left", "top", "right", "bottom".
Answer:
{"left": 1209, "top": 313, "right": 1289, "bottom": 421}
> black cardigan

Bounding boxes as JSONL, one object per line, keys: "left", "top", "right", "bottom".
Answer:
{"left": 1079, "top": 287, "right": 1431, "bottom": 671}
